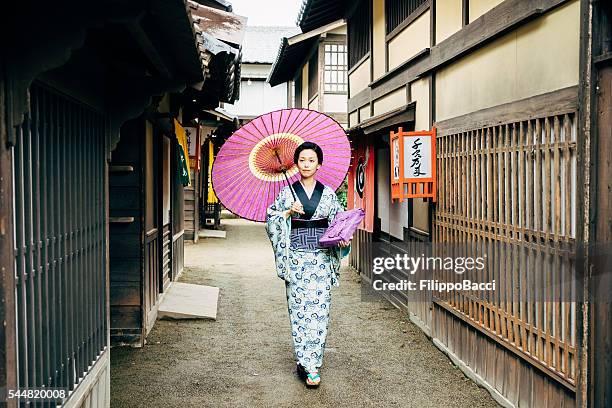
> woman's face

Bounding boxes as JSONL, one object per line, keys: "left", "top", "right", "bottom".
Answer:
{"left": 296, "top": 149, "right": 321, "bottom": 178}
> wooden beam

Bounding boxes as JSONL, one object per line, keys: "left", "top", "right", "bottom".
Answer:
{"left": 434, "top": 86, "right": 578, "bottom": 136}
{"left": 369, "top": 48, "right": 429, "bottom": 88}
{"left": 288, "top": 19, "right": 346, "bottom": 45}
{"left": 359, "top": 102, "right": 416, "bottom": 134}
{"left": 348, "top": 87, "right": 371, "bottom": 113}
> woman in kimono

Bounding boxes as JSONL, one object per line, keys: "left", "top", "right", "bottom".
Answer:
{"left": 266, "top": 141, "right": 350, "bottom": 388}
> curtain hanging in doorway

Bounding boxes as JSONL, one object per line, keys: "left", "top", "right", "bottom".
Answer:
{"left": 347, "top": 140, "right": 374, "bottom": 232}
{"left": 174, "top": 119, "right": 191, "bottom": 186}
{"left": 207, "top": 141, "right": 218, "bottom": 203}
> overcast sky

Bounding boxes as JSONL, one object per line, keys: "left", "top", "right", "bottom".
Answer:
{"left": 229, "top": 0, "right": 302, "bottom": 27}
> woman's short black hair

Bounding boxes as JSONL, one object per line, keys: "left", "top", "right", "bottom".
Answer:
{"left": 293, "top": 141, "right": 323, "bottom": 164}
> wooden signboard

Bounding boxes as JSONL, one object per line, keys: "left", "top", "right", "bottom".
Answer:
{"left": 390, "top": 127, "right": 437, "bottom": 202}
{"left": 185, "top": 126, "right": 200, "bottom": 171}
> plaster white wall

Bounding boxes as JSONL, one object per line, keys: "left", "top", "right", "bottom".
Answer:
{"left": 349, "top": 57, "right": 371, "bottom": 96}
{"left": 324, "top": 93, "right": 348, "bottom": 112}
{"left": 436, "top": 0, "right": 463, "bottom": 44}
{"left": 388, "top": 10, "right": 430, "bottom": 71}
{"left": 373, "top": 87, "right": 406, "bottom": 116}
{"left": 435, "top": 0, "right": 580, "bottom": 121}
{"left": 224, "top": 79, "right": 288, "bottom": 118}
{"left": 469, "top": 0, "right": 505, "bottom": 22}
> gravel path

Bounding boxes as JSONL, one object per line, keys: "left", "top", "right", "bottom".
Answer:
{"left": 110, "top": 218, "right": 499, "bottom": 408}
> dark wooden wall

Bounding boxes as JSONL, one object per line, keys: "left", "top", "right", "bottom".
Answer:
{"left": 432, "top": 303, "right": 576, "bottom": 407}
{"left": 349, "top": 229, "right": 374, "bottom": 282}
{"left": 109, "top": 119, "right": 144, "bottom": 346}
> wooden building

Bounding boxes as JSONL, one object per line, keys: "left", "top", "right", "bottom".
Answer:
{"left": 0, "top": 0, "right": 240, "bottom": 406}
{"left": 267, "top": 20, "right": 348, "bottom": 128}
{"left": 109, "top": 2, "right": 245, "bottom": 345}
{"left": 109, "top": 110, "right": 189, "bottom": 346}
{"left": 185, "top": 0, "right": 246, "bottom": 236}
{"left": 295, "top": 0, "right": 612, "bottom": 407}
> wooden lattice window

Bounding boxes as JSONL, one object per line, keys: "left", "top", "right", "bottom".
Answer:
{"left": 14, "top": 83, "right": 108, "bottom": 391}
{"left": 347, "top": 0, "right": 371, "bottom": 69}
{"left": 324, "top": 43, "right": 347, "bottom": 93}
{"left": 433, "top": 113, "right": 579, "bottom": 388}
{"left": 385, "top": 0, "right": 428, "bottom": 35}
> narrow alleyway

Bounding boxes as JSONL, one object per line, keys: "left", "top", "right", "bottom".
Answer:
{"left": 110, "top": 217, "right": 499, "bottom": 408}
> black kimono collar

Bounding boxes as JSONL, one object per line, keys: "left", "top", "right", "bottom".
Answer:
{"left": 292, "top": 180, "right": 324, "bottom": 220}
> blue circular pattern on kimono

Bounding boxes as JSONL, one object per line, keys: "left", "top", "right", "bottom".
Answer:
{"left": 283, "top": 248, "right": 335, "bottom": 372}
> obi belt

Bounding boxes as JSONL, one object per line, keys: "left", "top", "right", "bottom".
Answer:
{"left": 290, "top": 218, "right": 329, "bottom": 250}
{"left": 289, "top": 180, "right": 328, "bottom": 250}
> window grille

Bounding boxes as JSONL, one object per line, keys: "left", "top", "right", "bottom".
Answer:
{"left": 434, "top": 113, "right": 578, "bottom": 387}
{"left": 386, "top": 0, "right": 428, "bottom": 35}
{"left": 348, "top": 0, "right": 371, "bottom": 69}
{"left": 324, "top": 44, "right": 348, "bottom": 93}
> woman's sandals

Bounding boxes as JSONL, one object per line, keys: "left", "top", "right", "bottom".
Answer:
{"left": 297, "top": 363, "right": 321, "bottom": 388}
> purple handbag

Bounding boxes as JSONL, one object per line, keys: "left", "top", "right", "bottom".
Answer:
{"left": 319, "top": 208, "right": 365, "bottom": 248}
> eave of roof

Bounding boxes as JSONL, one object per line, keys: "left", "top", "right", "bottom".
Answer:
{"left": 287, "top": 19, "right": 345, "bottom": 45}
{"left": 267, "top": 19, "right": 346, "bottom": 87}
{"left": 348, "top": 103, "right": 416, "bottom": 135}
{"left": 188, "top": 0, "right": 247, "bottom": 48}
{"left": 203, "top": 107, "right": 237, "bottom": 123}
{"left": 188, "top": 1, "right": 244, "bottom": 103}
{"left": 266, "top": 36, "right": 316, "bottom": 87}
{"left": 297, "top": 0, "right": 346, "bottom": 32}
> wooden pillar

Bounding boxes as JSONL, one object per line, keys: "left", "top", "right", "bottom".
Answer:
{"left": 0, "top": 64, "right": 18, "bottom": 408}
{"left": 578, "top": 0, "right": 612, "bottom": 406}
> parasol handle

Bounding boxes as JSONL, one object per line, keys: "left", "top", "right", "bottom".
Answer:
{"left": 274, "top": 150, "right": 297, "bottom": 201}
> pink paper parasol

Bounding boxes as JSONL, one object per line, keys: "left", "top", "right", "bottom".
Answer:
{"left": 211, "top": 108, "right": 351, "bottom": 222}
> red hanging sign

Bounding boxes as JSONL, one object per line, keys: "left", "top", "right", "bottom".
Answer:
{"left": 390, "top": 127, "right": 437, "bottom": 202}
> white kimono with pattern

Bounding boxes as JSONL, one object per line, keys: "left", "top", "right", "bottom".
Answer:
{"left": 265, "top": 184, "right": 350, "bottom": 372}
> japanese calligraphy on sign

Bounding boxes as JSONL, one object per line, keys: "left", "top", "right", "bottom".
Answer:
{"left": 183, "top": 126, "right": 201, "bottom": 171}
{"left": 185, "top": 127, "right": 198, "bottom": 157}
{"left": 390, "top": 127, "right": 437, "bottom": 202}
{"left": 404, "top": 135, "right": 432, "bottom": 178}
